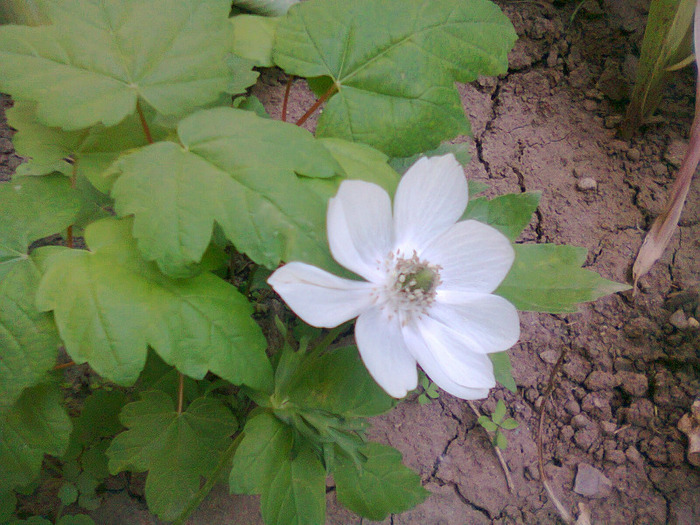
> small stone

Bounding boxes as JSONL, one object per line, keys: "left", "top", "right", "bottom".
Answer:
{"left": 687, "top": 317, "right": 699, "bottom": 330}
{"left": 585, "top": 371, "right": 618, "bottom": 391}
{"left": 565, "top": 399, "right": 581, "bottom": 415}
{"left": 626, "top": 148, "right": 641, "bottom": 161}
{"left": 626, "top": 446, "right": 644, "bottom": 465}
{"left": 525, "top": 387, "right": 539, "bottom": 403}
{"left": 664, "top": 139, "right": 686, "bottom": 168}
{"left": 540, "top": 350, "right": 560, "bottom": 365}
{"left": 606, "top": 449, "right": 627, "bottom": 464}
{"left": 571, "top": 413, "right": 592, "bottom": 429}
{"left": 669, "top": 309, "right": 689, "bottom": 330}
{"left": 573, "top": 464, "right": 612, "bottom": 498}
{"left": 576, "top": 177, "right": 598, "bottom": 192}
{"left": 601, "top": 421, "right": 618, "bottom": 435}
{"left": 560, "top": 425, "right": 575, "bottom": 442}
{"left": 583, "top": 99, "right": 598, "bottom": 112}
{"left": 616, "top": 371, "right": 648, "bottom": 397}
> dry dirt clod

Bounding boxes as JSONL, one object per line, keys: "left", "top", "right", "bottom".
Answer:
{"left": 573, "top": 463, "right": 613, "bottom": 499}
{"left": 576, "top": 177, "right": 598, "bottom": 192}
{"left": 615, "top": 371, "right": 648, "bottom": 397}
{"left": 677, "top": 399, "right": 700, "bottom": 467}
{"left": 664, "top": 139, "right": 687, "bottom": 168}
{"left": 669, "top": 309, "right": 689, "bottom": 330}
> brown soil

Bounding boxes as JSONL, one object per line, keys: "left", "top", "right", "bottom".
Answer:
{"left": 2, "top": 0, "right": 699, "bottom": 524}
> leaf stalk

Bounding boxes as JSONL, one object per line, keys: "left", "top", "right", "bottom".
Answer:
{"left": 296, "top": 83, "right": 338, "bottom": 127}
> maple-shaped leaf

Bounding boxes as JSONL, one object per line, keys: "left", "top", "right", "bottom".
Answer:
{"left": 0, "top": 0, "right": 233, "bottom": 130}
{"left": 111, "top": 107, "right": 343, "bottom": 277}
{"left": 0, "top": 174, "right": 80, "bottom": 413}
{"left": 6, "top": 102, "right": 170, "bottom": 193}
{"left": 107, "top": 391, "right": 237, "bottom": 521}
{"left": 35, "top": 217, "right": 273, "bottom": 390}
{"left": 0, "top": 383, "right": 72, "bottom": 493}
{"left": 273, "top": 0, "right": 516, "bottom": 156}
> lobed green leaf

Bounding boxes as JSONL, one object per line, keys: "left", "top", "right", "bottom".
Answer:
{"left": 463, "top": 191, "right": 541, "bottom": 241}
{"left": 107, "top": 391, "right": 237, "bottom": 521}
{"left": 231, "top": 14, "right": 280, "bottom": 67}
{"left": 0, "top": 0, "right": 233, "bottom": 129}
{"left": 274, "top": 0, "right": 516, "bottom": 156}
{"left": 333, "top": 442, "right": 429, "bottom": 520}
{"left": 0, "top": 383, "right": 72, "bottom": 493}
{"left": 35, "top": 218, "right": 273, "bottom": 390}
{"left": 495, "top": 244, "right": 630, "bottom": 313}
{"left": 111, "top": 107, "right": 343, "bottom": 277}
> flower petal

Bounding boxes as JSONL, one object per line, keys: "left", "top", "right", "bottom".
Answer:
{"left": 393, "top": 155, "right": 468, "bottom": 251}
{"left": 404, "top": 319, "right": 496, "bottom": 389}
{"left": 423, "top": 220, "right": 514, "bottom": 294}
{"left": 327, "top": 180, "right": 393, "bottom": 281}
{"left": 268, "top": 262, "right": 373, "bottom": 328}
{"left": 429, "top": 293, "right": 520, "bottom": 353}
{"left": 355, "top": 307, "right": 418, "bottom": 398}
{"left": 402, "top": 325, "right": 491, "bottom": 400}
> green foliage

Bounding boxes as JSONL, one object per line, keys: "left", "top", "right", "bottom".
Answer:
{"left": 107, "top": 390, "right": 238, "bottom": 521}
{"left": 464, "top": 192, "right": 542, "bottom": 241}
{"left": 621, "top": 0, "right": 694, "bottom": 137}
{"left": 0, "top": 174, "right": 79, "bottom": 412}
{"left": 231, "top": 14, "right": 280, "bottom": 67}
{"left": 333, "top": 443, "right": 429, "bottom": 521}
{"left": 274, "top": 0, "right": 516, "bottom": 157}
{"left": 35, "top": 218, "right": 272, "bottom": 390}
{"left": 0, "top": 0, "right": 235, "bottom": 129}
{"left": 111, "top": 107, "right": 342, "bottom": 277}
{"left": 477, "top": 400, "right": 519, "bottom": 450}
{"left": 495, "top": 244, "right": 630, "bottom": 313}
{"left": 389, "top": 142, "right": 472, "bottom": 175}
{"left": 489, "top": 352, "right": 517, "bottom": 393}
{"left": 417, "top": 373, "right": 440, "bottom": 405}
{"left": 0, "top": 383, "right": 72, "bottom": 493}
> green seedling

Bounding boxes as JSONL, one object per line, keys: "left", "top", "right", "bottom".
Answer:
{"left": 477, "top": 400, "right": 519, "bottom": 450}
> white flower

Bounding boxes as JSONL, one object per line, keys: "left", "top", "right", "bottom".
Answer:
{"left": 268, "top": 154, "right": 520, "bottom": 399}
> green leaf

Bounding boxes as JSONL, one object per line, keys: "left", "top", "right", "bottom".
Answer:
{"left": 478, "top": 416, "right": 498, "bottom": 432}
{"left": 285, "top": 346, "right": 395, "bottom": 418}
{"left": 0, "top": 490, "right": 17, "bottom": 522}
{"left": 493, "top": 400, "right": 506, "bottom": 424}
{"left": 307, "top": 138, "right": 400, "bottom": 198}
{"left": 57, "top": 515, "right": 96, "bottom": 525}
{"left": 233, "top": 0, "right": 300, "bottom": 16}
{"left": 500, "top": 418, "right": 519, "bottom": 431}
{"left": 463, "top": 192, "right": 541, "bottom": 241}
{"left": 58, "top": 482, "right": 79, "bottom": 505}
{"left": 35, "top": 217, "right": 273, "bottom": 391}
{"left": 231, "top": 14, "right": 280, "bottom": 67}
{"left": 6, "top": 101, "right": 170, "bottom": 193}
{"left": 274, "top": 0, "right": 516, "bottom": 156}
{"left": 229, "top": 411, "right": 293, "bottom": 495}
{"left": 71, "top": 390, "right": 126, "bottom": 446}
{"left": 0, "top": 0, "right": 233, "bottom": 129}
{"left": 333, "top": 442, "right": 428, "bottom": 520}
{"left": 495, "top": 244, "right": 630, "bottom": 313}
{"left": 389, "top": 142, "right": 472, "bottom": 175}
{"left": 226, "top": 54, "right": 260, "bottom": 95}
{"left": 111, "top": 107, "right": 342, "bottom": 277}
{"left": 0, "top": 174, "right": 80, "bottom": 412}
{"left": 107, "top": 391, "right": 237, "bottom": 521}
{"left": 0, "top": 383, "right": 72, "bottom": 492}
{"left": 233, "top": 95, "right": 271, "bottom": 118}
{"left": 488, "top": 351, "right": 517, "bottom": 393}
{"left": 81, "top": 441, "right": 111, "bottom": 480}
{"left": 9, "top": 518, "right": 52, "bottom": 525}
{"left": 261, "top": 440, "right": 326, "bottom": 525}
{"left": 495, "top": 431, "right": 508, "bottom": 450}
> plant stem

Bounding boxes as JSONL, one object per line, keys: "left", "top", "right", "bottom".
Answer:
{"left": 296, "top": 83, "right": 338, "bottom": 127}
{"left": 467, "top": 400, "right": 515, "bottom": 493}
{"left": 311, "top": 323, "right": 347, "bottom": 355}
{"left": 53, "top": 360, "right": 75, "bottom": 371}
{"left": 172, "top": 433, "right": 244, "bottom": 525}
{"left": 177, "top": 372, "right": 185, "bottom": 414}
{"left": 282, "top": 75, "right": 294, "bottom": 122}
{"left": 136, "top": 100, "right": 154, "bottom": 144}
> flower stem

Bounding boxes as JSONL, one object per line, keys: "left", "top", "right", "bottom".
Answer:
{"left": 136, "top": 100, "right": 154, "bottom": 144}
{"left": 172, "top": 433, "right": 244, "bottom": 525}
{"left": 282, "top": 75, "right": 294, "bottom": 122}
{"left": 296, "top": 83, "right": 338, "bottom": 127}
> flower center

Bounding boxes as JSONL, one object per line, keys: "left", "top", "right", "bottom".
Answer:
{"left": 379, "top": 250, "right": 441, "bottom": 320}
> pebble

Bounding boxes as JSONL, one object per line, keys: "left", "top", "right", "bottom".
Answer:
{"left": 565, "top": 399, "right": 581, "bottom": 415}
{"left": 576, "top": 177, "right": 598, "bottom": 192}
{"left": 688, "top": 317, "right": 700, "bottom": 330}
{"left": 606, "top": 449, "right": 627, "bottom": 464}
{"left": 626, "top": 148, "right": 641, "bottom": 161}
{"left": 572, "top": 413, "right": 592, "bottom": 429}
{"left": 664, "top": 139, "right": 686, "bottom": 167}
{"left": 573, "top": 464, "right": 612, "bottom": 498}
{"left": 585, "top": 371, "right": 618, "bottom": 391}
{"left": 669, "top": 309, "right": 689, "bottom": 330}
{"left": 626, "top": 446, "right": 644, "bottom": 465}
{"left": 601, "top": 421, "right": 618, "bottom": 435}
{"left": 615, "top": 371, "right": 648, "bottom": 397}
{"left": 583, "top": 99, "right": 598, "bottom": 112}
{"left": 540, "top": 349, "right": 560, "bottom": 365}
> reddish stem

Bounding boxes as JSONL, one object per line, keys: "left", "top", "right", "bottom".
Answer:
{"left": 136, "top": 100, "right": 154, "bottom": 144}
{"left": 53, "top": 361, "right": 75, "bottom": 371}
{"left": 282, "top": 75, "right": 295, "bottom": 122}
{"left": 296, "top": 83, "right": 338, "bottom": 127}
